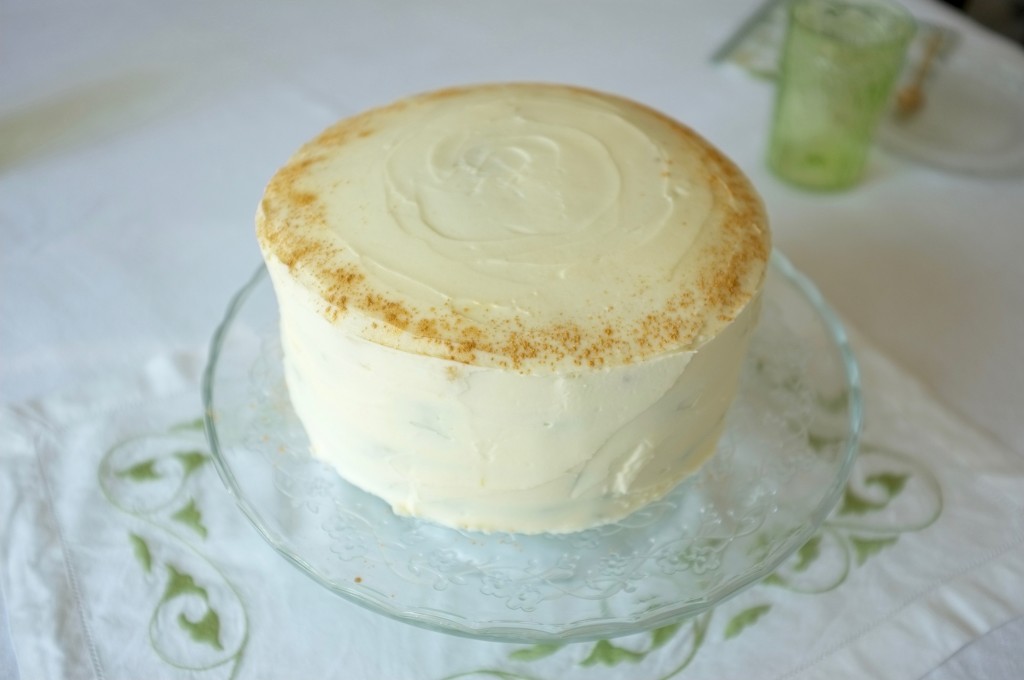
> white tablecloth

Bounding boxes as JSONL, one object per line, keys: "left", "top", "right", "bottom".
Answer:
{"left": 2, "top": 1, "right": 1023, "bottom": 678}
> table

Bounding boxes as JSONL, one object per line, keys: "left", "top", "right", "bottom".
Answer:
{"left": 3, "top": 1, "right": 1022, "bottom": 678}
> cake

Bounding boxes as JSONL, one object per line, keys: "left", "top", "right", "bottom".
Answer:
{"left": 256, "top": 83, "right": 770, "bottom": 534}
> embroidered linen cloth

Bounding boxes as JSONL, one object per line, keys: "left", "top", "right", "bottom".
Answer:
{"left": 1, "top": 329, "right": 1022, "bottom": 680}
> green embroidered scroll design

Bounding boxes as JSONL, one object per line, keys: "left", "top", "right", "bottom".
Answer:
{"left": 465, "top": 437, "right": 943, "bottom": 679}
{"left": 164, "top": 565, "right": 224, "bottom": 650}
{"left": 130, "top": 532, "right": 154, "bottom": 573}
{"left": 171, "top": 498, "right": 209, "bottom": 538}
{"left": 723, "top": 604, "right": 772, "bottom": 640}
{"left": 440, "top": 614, "right": 711, "bottom": 680}
{"left": 739, "top": 439, "right": 944, "bottom": 637}
{"left": 766, "top": 443, "right": 943, "bottom": 594}
{"left": 98, "top": 418, "right": 248, "bottom": 678}
{"left": 578, "top": 620, "right": 688, "bottom": 668}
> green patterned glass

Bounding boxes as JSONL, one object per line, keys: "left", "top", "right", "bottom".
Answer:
{"left": 768, "top": 0, "right": 915, "bottom": 190}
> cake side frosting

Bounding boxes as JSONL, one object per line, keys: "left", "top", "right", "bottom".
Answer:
{"left": 268, "top": 253, "right": 761, "bottom": 533}
{"left": 257, "top": 83, "right": 769, "bottom": 373}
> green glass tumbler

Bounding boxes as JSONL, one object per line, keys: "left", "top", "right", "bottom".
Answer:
{"left": 768, "top": 0, "right": 915, "bottom": 190}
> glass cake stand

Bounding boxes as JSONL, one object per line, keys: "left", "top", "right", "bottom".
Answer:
{"left": 202, "top": 252, "right": 861, "bottom": 643}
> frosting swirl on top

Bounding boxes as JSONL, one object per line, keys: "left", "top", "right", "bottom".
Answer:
{"left": 257, "top": 83, "right": 770, "bottom": 372}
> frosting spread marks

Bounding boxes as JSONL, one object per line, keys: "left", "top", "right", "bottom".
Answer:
{"left": 257, "top": 83, "right": 769, "bottom": 372}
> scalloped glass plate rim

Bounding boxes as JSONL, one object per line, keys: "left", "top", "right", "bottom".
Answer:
{"left": 202, "top": 250, "right": 862, "bottom": 643}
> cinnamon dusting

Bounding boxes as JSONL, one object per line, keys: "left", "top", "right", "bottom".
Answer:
{"left": 255, "top": 83, "right": 770, "bottom": 372}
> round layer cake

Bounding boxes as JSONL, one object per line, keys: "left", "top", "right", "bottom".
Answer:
{"left": 256, "top": 83, "right": 771, "bottom": 534}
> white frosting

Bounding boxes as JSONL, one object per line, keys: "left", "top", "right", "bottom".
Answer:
{"left": 257, "top": 84, "right": 770, "bottom": 534}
